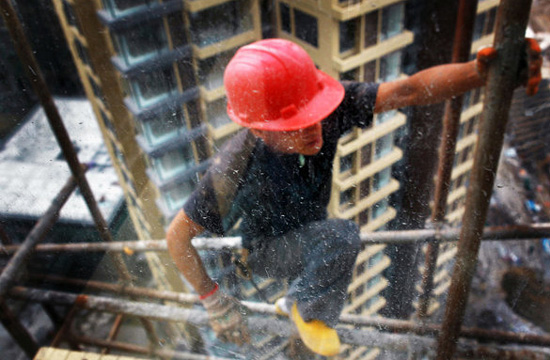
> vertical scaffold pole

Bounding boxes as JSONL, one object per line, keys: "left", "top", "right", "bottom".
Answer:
{"left": 417, "top": 0, "right": 478, "bottom": 319}
{"left": 436, "top": 0, "right": 533, "bottom": 358}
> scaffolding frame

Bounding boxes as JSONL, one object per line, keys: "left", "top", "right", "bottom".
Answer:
{"left": 1, "top": 0, "right": 548, "bottom": 359}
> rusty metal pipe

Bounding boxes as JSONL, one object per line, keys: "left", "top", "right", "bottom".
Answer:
{"left": 101, "top": 314, "right": 124, "bottom": 355}
{"left": 2, "top": 224, "right": 548, "bottom": 256}
{"left": 417, "top": 0, "right": 479, "bottom": 319}
{"left": 436, "top": 0, "right": 534, "bottom": 358}
{"left": 68, "top": 334, "right": 238, "bottom": 360}
{"left": 0, "top": 175, "right": 77, "bottom": 299}
{"left": 69, "top": 332, "right": 550, "bottom": 360}
{"left": 29, "top": 273, "right": 199, "bottom": 303}
{"left": 51, "top": 305, "right": 80, "bottom": 349}
{"left": 12, "top": 284, "right": 550, "bottom": 349}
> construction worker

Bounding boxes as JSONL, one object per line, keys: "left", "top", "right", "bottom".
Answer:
{"left": 167, "top": 38, "right": 542, "bottom": 356}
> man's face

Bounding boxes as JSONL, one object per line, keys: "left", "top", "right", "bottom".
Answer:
{"left": 252, "top": 122, "right": 323, "bottom": 156}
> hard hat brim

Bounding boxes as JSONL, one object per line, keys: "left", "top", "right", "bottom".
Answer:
{"left": 227, "top": 70, "right": 345, "bottom": 132}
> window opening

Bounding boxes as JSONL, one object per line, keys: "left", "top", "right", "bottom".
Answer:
{"left": 380, "top": 3, "right": 404, "bottom": 41}
{"left": 151, "top": 144, "right": 194, "bottom": 181}
{"left": 206, "top": 98, "right": 232, "bottom": 129}
{"left": 340, "top": 19, "right": 358, "bottom": 54}
{"left": 375, "top": 133, "right": 393, "bottom": 159}
{"left": 280, "top": 2, "right": 291, "bottom": 33}
{"left": 138, "top": 108, "right": 186, "bottom": 147}
{"left": 364, "top": 11, "right": 378, "bottom": 48}
{"left": 294, "top": 9, "right": 318, "bottom": 47}
{"left": 128, "top": 67, "right": 177, "bottom": 108}
{"left": 379, "top": 50, "right": 402, "bottom": 82}
{"left": 113, "top": 20, "right": 168, "bottom": 66}
{"left": 102, "top": 0, "right": 155, "bottom": 17}
{"left": 373, "top": 167, "right": 391, "bottom": 191}
{"left": 198, "top": 49, "right": 237, "bottom": 91}
{"left": 189, "top": 1, "right": 253, "bottom": 48}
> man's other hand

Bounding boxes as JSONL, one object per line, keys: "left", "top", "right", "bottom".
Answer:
{"left": 201, "top": 286, "right": 250, "bottom": 345}
{"left": 523, "top": 38, "right": 542, "bottom": 96}
{"left": 476, "top": 38, "right": 542, "bottom": 96}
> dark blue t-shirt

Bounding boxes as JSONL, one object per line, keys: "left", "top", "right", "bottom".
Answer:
{"left": 184, "top": 82, "right": 379, "bottom": 248}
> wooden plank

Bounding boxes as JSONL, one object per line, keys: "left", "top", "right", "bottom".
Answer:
{"left": 34, "top": 348, "right": 70, "bottom": 360}
{"left": 67, "top": 351, "right": 101, "bottom": 360}
{"left": 98, "top": 355, "right": 119, "bottom": 360}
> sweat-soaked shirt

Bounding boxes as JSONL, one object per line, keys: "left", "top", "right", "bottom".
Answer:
{"left": 184, "top": 82, "right": 379, "bottom": 249}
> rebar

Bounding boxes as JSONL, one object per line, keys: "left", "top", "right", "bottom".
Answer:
{"left": 436, "top": 0, "right": 534, "bottom": 358}
{"left": 0, "top": 175, "right": 77, "bottom": 299}
{"left": 417, "top": 0, "right": 480, "bottom": 319}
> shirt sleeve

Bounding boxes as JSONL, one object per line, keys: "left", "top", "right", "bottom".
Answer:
{"left": 183, "top": 130, "right": 256, "bottom": 235}
{"left": 337, "top": 81, "right": 379, "bottom": 134}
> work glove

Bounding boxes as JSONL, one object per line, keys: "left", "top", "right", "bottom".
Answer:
{"left": 476, "top": 38, "right": 542, "bottom": 96}
{"left": 200, "top": 285, "right": 250, "bottom": 345}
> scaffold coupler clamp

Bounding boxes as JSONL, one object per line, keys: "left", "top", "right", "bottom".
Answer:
{"left": 425, "top": 220, "right": 445, "bottom": 244}
{"left": 232, "top": 249, "right": 252, "bottom": 280}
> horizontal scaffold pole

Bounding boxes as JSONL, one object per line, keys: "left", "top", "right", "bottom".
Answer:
{"left": 9, "top": 285, "right": 550, "bottom": 351}
{"left": 69, "top": 334, "right": 233, "bottom": 360}
{"left": 1, "top": 224, "right": 549, "bottom": 255}
{"left": 0, "top": 175, "right": 77, "bottom": 299}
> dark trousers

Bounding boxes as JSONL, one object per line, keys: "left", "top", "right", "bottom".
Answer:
{"left": 247, "top": 219, "right": 361, "bottom": 327}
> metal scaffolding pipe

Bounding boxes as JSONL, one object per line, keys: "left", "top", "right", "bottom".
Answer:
{"left": 370, "top": 223, "right": 550, "bottom": 244}
{"left": 101, "top": 314, "right": 124, "bottom": 355}
{"left": 30, "top": 273, "right": 199, "bottom": 305}
{"left": 51, "top": 305, "right": 79, "bottom": 349}
{"left": 436, "top": 0, "right": 534, "bottom": 358}
{"left": 417, "top": 0, "right": 479, "bottom": 319}
{"left": 2, "top": 224, "right": 548, "bottom": 256}
{"left": 12, "top": 283, "right": 550, "bottom": 349}
{"left": 5, "top": 286, "right": 437, "bottom": 352}
{"left": 0, "top": 175, "right": 77, "bottom": 299}
{"left": 68, "top": 334, "right": 231, "bottom": 360}
{"left": 340, "top": 312, "right": 550, "bottom": 348}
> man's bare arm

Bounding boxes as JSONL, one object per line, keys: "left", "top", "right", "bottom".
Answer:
{"left": 375, "top": 39, "right": 542, "bottom": 113}
{"left": 375, "top": 60, "right": 483, "bottom": 113}
{"left": 166, "top": 210, "right": 216, "bottom": 296}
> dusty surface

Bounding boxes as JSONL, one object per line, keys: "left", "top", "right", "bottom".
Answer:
{"left": 463, "top": 146, "right": 550, "bottom": 337}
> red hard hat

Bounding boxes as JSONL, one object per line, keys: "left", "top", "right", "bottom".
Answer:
{"left": 224, "top": 39, "right": 345, "bottom": 131}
